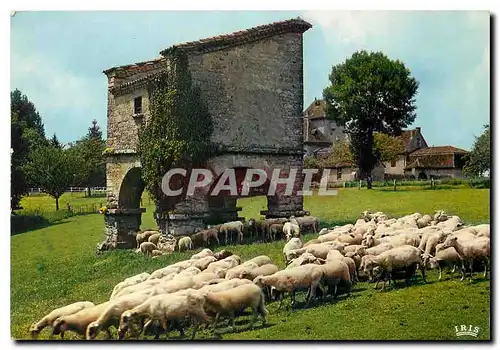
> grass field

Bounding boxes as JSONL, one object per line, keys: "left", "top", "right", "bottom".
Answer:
{"left": 11, "top": 188, "right": 490, "bottom": 340}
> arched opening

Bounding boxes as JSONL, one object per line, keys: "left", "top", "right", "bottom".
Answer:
{"left": 118, "top": 167, "right": 145, "bottom": 209}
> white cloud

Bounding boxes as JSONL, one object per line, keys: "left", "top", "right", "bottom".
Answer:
{"left": 10, "top": 52, "right": 94, "bottom": 110}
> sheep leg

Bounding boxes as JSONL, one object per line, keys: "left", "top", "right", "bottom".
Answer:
{"left": 460, "top": 260, "right": 466, "bottom": 281}
{"left": 212, "top": 313, "right": 220, "bottom": 333}
{"left": 469, "top": 260, "right": 474, "bottom": 282}
{"left": 451, "top": 264, "right": 456, "bottom": 274}
{"left": 484, "top": 257, "right": 489, "bottom": 278}
{"left": 229, "top": 311, "right": 236, "bottom": 330}
{"left": 191, "top": 318, "right": 198, "bottom": 340}
{"left": 419, "top": 265, "right": 426, "bottom": 283}
{"left": 278, "top": 293, "right": 285, "bottom": 310}
{"left": 438, "top": 265, "right": 443, "bottom": 280}
{"left": 291, "top": 291, "right": 297, "bottom": 309}
{"left": 105, "top": 328, "right": 112, "bottom": 339}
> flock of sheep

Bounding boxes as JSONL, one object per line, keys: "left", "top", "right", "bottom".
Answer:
{"left": 29, "top": 210, "right": 490, "bottom": 340}
{"left": 133, "top": 216, "right": 320, "bottom": 257}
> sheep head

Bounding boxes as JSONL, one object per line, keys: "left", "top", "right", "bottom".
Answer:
{"left": 51, "top": 317, "right": 68, "bottom": 335}
{"left": 28, "top": 323, "right": 41, "bottom": 339}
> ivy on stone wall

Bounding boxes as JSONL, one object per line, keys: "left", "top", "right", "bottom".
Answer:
{"left": 137, "top": 53, "right": 214, "bottom": 205}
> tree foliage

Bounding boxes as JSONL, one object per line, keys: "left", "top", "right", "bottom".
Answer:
{"left": 68, "top": 119, "right": 106, "bottom": 195}
{"left": 464, "top": 124, "right": 490, "bottom": 177}
{"left": 373, "top": 133, "right": 404, "bottom": 163}
{"left": 323, "top": 50, "right": 418, "bottom": 187}
{"left": 323, "top": 138, "right": 353, "bottom": 168}
{"left": 137, "top": 53, "right": 214, "bottom": 207}
{"left": 10, "top": 90, "right": 48, "bottom": 209}
{"left": 24, "top": 145, "right": 79, "bottom": 210}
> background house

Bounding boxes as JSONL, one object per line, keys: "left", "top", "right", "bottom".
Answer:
{"left": 303, "top": 99, "right": 469, "bottom": 180}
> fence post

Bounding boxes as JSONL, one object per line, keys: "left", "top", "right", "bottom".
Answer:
{"left": 359, "top": 180, "right": 362, "bottom": 190}
{"left": 393, "top": 179, "right": 397, "bottom": 191}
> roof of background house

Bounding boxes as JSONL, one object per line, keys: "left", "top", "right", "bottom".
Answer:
{"left": 304, "top": 99, "right": 327, "bottom": 120}
{"left": 409, "top": 146, "right": 469, "bottom": 156}
{"left": 160, "top": 18, "right": 312, "bottom": 56}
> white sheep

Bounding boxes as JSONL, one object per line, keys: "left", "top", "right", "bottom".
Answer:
{"left": 239, "top": 263, "right": 279, "bottom": 281}
{"left": 86, "top": 292, "right": 151, "bottom": 339}
{"left": 440, "top": 236, "right": 490, "bottom": 281}
{"left": 178, "top": 236, "right": 194, "bottom": 252}
{"left": 118, "top": 293, "right": 209, "bottom": 340}
{"left": 225, "top": 262, "right": 259, "bottom": 280}
{"left": 136, "top": 230, "right": 160, "bottom": 248}
{"left": 135, "top": 241, "right": 158, "bottom": 256}
{"left": 286, "top": 252, "right": 324, "bottom": 269}
{"left": 110, "top": 272, "right": 150, "bottom": 299}
{"left": 288, "top": 243, "right": 333, "bottom": 261}
{"left": 147, "top": 265, "right": 184, "bottom": 280}
{"left": 219, "top": 221, "right": 244, "bottom": 244}
{"left": 283, "top": 237, "right": 303, "bottom": 263}
{"left": 52, "top": 302, "right": 111, "bottom": 339}
{"left": 318, "top": 228, "right": 330, "bottom": 236}
{"left": 203, "top": 283, "right": 268, "bottom": 332}
{"left": 190, "top": 248, "right": 214, "bottom": 260}
{"left": 113, "top": 279, "right": 162, "bottom": 299}
{"left": 473, "top": 224, "right": 490, "bottom": 238}
{"left": 417, "top": 214, "right": 432, "bottom": 228}
{"left": 254, "top": 264, "right": 324, "bottom": 308}
{"left": 320, "top": 260, "right": 352, "bottom": 297}
{"left": 326, "top": 249, "right": 358, "bottom": 283}
{"left": 283, "top": 222, "right": 301, "bottom": 241}
{"left": 369, "top": 245, "right": 426, "bottom": 290}
{"left": 427, "top": 247, "right": 461, "bottom": 280}
{"left": 335, "top": 232, "right": 363, "bottom": 245}
{"left": 29, "top": 301, "right": 95, "bottom": 339}
{"left": 365, "top": 243, "right": 394, "bottom": 256}
{"left": 243, "top": 255, "right": 272, "bottom": 267}
{"left": 205, "top": 255, "right": 241, "bottom": 273}
{"left": 191, "top": 256, "right": 217, "bottom": 271}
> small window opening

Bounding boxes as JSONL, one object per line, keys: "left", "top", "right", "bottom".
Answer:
{"left": 134, "top": 96, "right": 143, "bottom": 115}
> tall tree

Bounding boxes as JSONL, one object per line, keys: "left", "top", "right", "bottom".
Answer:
{"left": 324, "top": 138, "right": 354, "bottom": 168}
{"left": 50, "top": 133, "right": 63, "bottom": 149}
{"left": 10, "top": 90, "right": 48, "bottom": 209}
{"left": 24, "top": 145, "right": 79, "bottom": 210}
{"left": 323, "top": 50, "right": 419, "bottom": 188}
{"left": 464, "top": 124, "right": 490, "bottom": 177}
{"left": 70, "top": 120, "right": 106, "bottom": 197}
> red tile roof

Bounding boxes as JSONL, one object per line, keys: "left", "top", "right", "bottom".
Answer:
{"left": 103, "top": 57, "right": 166, "bottom": 75}
{"left": 160, "top": 18, "right": 312, "bottom": 56}
{"left": 409, "top": 146, "right": 469, "bottom": 156}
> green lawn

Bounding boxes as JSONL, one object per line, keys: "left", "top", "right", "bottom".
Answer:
{"left": 11, "top": 188, "right": 490, "bottom": 340}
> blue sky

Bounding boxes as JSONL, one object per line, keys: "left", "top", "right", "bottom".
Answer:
{"left": 11, "top": 10, "right": 489, "bottom": 149}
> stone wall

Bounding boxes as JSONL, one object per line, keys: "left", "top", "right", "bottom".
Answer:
{"left": 186, "top": 32, "right": 304, "bottom": 151}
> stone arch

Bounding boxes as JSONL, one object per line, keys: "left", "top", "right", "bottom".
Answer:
{"left": 118, "top": 167, "right": 145, "bottom": 209}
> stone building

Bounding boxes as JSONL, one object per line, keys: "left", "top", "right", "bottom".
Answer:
{"left": 303, "top": 99, "right": 346, "bottom": 156}
{"left": 101, "top": 18, "right": 312, "bottom": 248}
{"left": 303, "top": 99, "right": 469, "bottom": 181}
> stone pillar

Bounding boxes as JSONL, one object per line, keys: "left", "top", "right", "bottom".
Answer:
{"left": 155, "top": 194, "right": 211, "bottom": 236}
{"left": 103, "top": 208, "right": 146, "bottom": 249}
{"left": 207, "top": 196, "right": 243, "bottom": 224}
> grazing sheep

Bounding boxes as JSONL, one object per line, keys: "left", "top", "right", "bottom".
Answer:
{"left": 219, "top": 221, "right": 244, "bottom": 244}
{"left": 440, "top": 236, "right": 490, "bottom": 281}
{"left": 225, "top": 262, "right": 259, "bottom": 280}
{"left": 203, "top": 283, "right": 268, "bottom": 332}
{"left": 190, "top": 248, "right": 214, "bottom": 260}
{"left": 199, "top": 278, "right": 253, "bottom": 294}
{"left": 239, "top": 264, "right": 279, "bottom": 281}
{"left": 427, "top": 247, "right": 461, "bottom": 280}
{"left": 365, "top": 243, "right": 394, "bottom": 256}
{"left": 286, "top": 253, "right": 324, "bottom": 269}
{"left": 110, "top": 273, "right": 150, "bottom": 299}
{"left": 213, "top": 249, "right": 233, "bottom": 261}
{"left": 52, "top": 302, "right": 111, "bottom": 339}
{"left": 191, "top": 256, "right": 217, "bottom": 271}
{"left": 178, "top": 236, "right": 194, "bottom": 252}
{"left": 317, "top": 232, "right": 341, "bottom": 243}
{"left": 473, "top": 224, "right": 490, "bottom": 238}
{"left": 86, "top": 292, "right": 151, "bottom": 340}
{"left": 359, "top": 255, "right": 379, "bottom": 280}
{"left": 336, "top": 232, "right": 363, "bottom": 245}
{"left": 283, "top": 237, "right": 303, "bottom": 263}
{"left": 148, "top": 233, "right": 162, "bottom": 245}
{"left": 293, "top": 216, "right": 320, "bottom": 233}
{"left": 433, "top": 210, "right": 448, "bottom": 222}
{"left": 417, "top": 214, "right": 432, "bottom": 228}
{"left": 170, "top": 259, "right": 195, "bottom": 270}
{"left": 172, "top": 266, "right": 202, "bottom": 280}
{"left": 118, "top": 293, "right": 209, "bottom": 340}
{"left": 136, "top": 242, "right": 158, "bottom": 256}
{"left": 265, "top": 218, "right": 289, "bottom": 226}
{"left": 289, "top": 243, "right": 333, "bottom": 261}
{"left": 269, "top": 223, "right": 284, "bottom": 241}
{"left": 344, "top": 252, "right": 362, "bottom": 274}
{"left": 191, "top": 228, "right": 220, "bottom": 248}
{"left": 29, "top": 301, "right": 95, "bottom": 339}
{"left": 343, "top": 245, "right": 366, "bottom": 256}
{"left": 244, "top": 255, "right": 272, "bottom": 267}
{"left": 248, "top": 219, "right": 269, "bottom": 241}
{"left": 303, "top": 238, "right": 322, "bottom": 247}
{"left": 283, "top": 222, "right": 301, "bottom": 241}
{"left": 136, "top": 230, "right": 160, "bottom": 248}
{"left": 320, "top": 260, "right": 352, "bottom": 297}
{"left": 147, "top": 265, "right": 184, "bottom": 281}
{"left": 421, "top": 231, "right": 447, "bottom": 266}
{"left": 318, "top": 228, "right": 331, "bottom": 236}
{"left": 326, "top": 250, "right": 358, "bottom": 283}
{"left": 369, "top": 245, "right": 426, "bottom": 290}
{"left": 191, "top": 269, "right": 227, "bottom": 289}
{"left": 113, "top": 279, "right": 162, "bottom": 299}
{"left": 205, "top": 255, "right": 241, "bottom": 273}
{"left": 254, "top": 264, "right": 324, "bottom": 308}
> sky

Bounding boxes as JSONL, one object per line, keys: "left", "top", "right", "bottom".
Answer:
{"left": 10, "top": 10, "right": 490, "bottom": 150}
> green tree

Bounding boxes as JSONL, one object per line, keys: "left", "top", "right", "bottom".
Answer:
{"left": 50, "top": 133, "right": 63, "bottom": 149}
{"left": 373, "top": 133, "right": 404, "bottom": 163}
{"left": 10, "top": 90, "right": 48, "bottom": 209}
{"left": 323, "top": 50, "right": 419, "bottom": 188}
{"left": 24, "top": 145, "right": 79, "bottom": 210}
{"left": 323, "top": 138, "right": 353, "bottom": 168}
{"left": 69, "top": 119, "right": 106, "bottom": 197}
{"left": 464, "top": 124, "right": 490, "bottom": 177}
